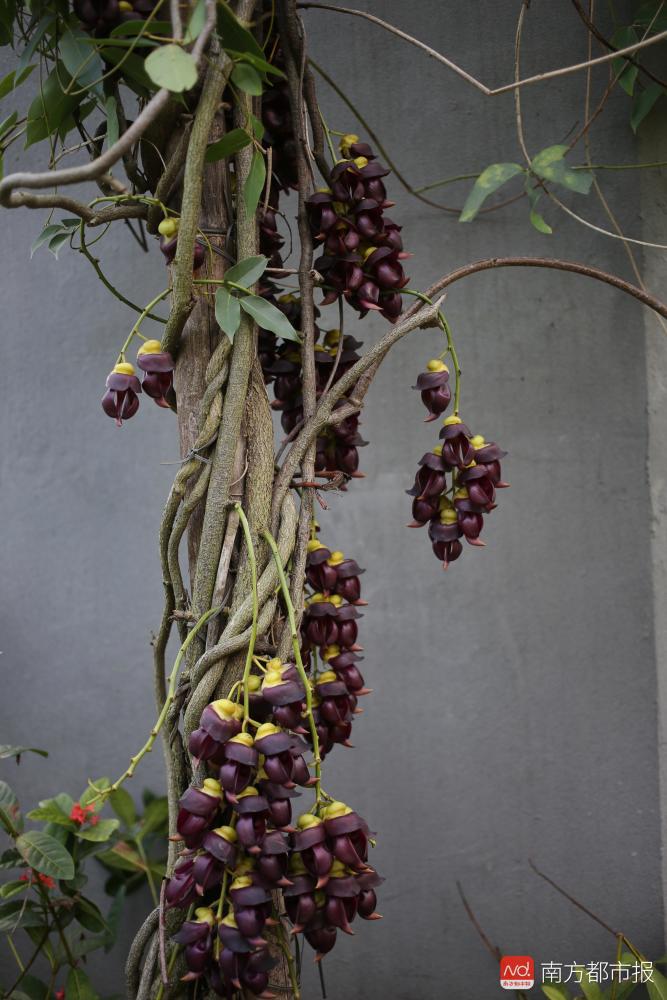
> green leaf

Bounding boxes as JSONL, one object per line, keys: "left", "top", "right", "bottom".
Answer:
{"left": 25, "top": 64, "right": 85, "bottom": 147}
{"left": 16, "top": 831, "right": 74, "bottom": 880}
{"left": 0, "top": 744, "right": 47, "bottom": 761}
{"left": 647, "top": 968, "right": 667, "bottom": 1000}
{"left": 60, "top": 25, "right": 104, "bottom": 95}
{"left": 0, "top": 780, "right": 21, "bottom": 834}
{"left": 631, "top": 83, "right": 664, "bottom": 132}
{"left": 98, "top": 46, "right": 152, "bottom": 96}
{"left": 542, "top": 987, "right": 571, "bottom": 1000}
{"left": 231, "top": 61, "right": 263, "bottom": 95}
{"left": 76, "top": 818, "right": 119, "bottom": 842}
{"left": 138, "top": 795, "right": 169, "bottom": 838}
{"left": 575, "top": 968, "right": 604, "bottom": 1000}
{"left": 531, "top": 144, "right": 593, "bottom": 194}
{"left": 104, "top": 884, "right": 126, "bottom": 951}
{"left": 525, "top": 182, "right": 552, "bottom": 234}
{"left": 30, "top": 224, "right": 63, "bottom": 258}
{"left": 0, "top": 848, "right": 21, "bottom": 869}
{"left": 0, "top": 879, "right": 27, "bottom": 898}
{"left": 217, "top": 2, "right": 266, "bottom": 61}
{"left": 47, "top": 231, "right": 72, "bottom": 259}
{"left": 459, "top": 163, "right": 524, "bottom": 222}
{"left": 183, "top": 0, "right": 206, "bottom": 43}
{"left": 612, "top": 27, "right": 639, "bottom": 96}
{"left": 105, "top": 94, "right": 119, "bottom": 149}
{"left": 250, "top": 113, "right": 264, "bottom": 140}
{"left": 0, "top": 899, "right": 45, "bottom": 932}
{"left": 26, "top": 799, "right": 76, "bottom": 828}
{"left": 232, "top": 49, "right": 284, "bottom": 78}
{"left": 145, "top": 43, "right": 198, "bottom": 93}
{"left": 66, "top": 967, "right": 99, "bottom": 1000}
{"left": 243, "top": 148, "right": 266, "bottom": 217}
{"left": 0, "top": 65, "right": 34, "bottom": 101}
{"left": 240, "top": 295, "right": 300, "bottom": 342}
{"left": 215, "top": 287, "right": 241, "bottom": 340}
{"left": 109, "top": 788, "right": 136, "bottom": 828}
{"left": 225, "top": 254, "right": 268, "bottom": 287}
{"left": 205, "top": 126, "right": 251, "bottom": 163}
{"left": 7, "top": 973, "right": 50, "bottom": 1000}
{"left": 110, "top": 18, "right": 172, "bottom": 38}
{"left": 18, "top": 16, "right": 54, "bottom": 74}
{"left": 75, "top": 895, "right": 109, "bottom": 934}
{"left": 0, "top": 0, "right": 15, "bottom": 46}
{"left": 96, "top": 842, "right": 147, "bottom": 873}
{"left": 0, "top": 109, "right": 16, "bottom": 141}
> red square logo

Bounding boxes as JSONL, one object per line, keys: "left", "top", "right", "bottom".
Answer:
{"left": 500, "top": 956, "right": 535, "bottom": 990}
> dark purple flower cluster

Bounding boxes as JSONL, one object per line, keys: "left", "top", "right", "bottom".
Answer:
{"left": 259, "top": 306, "right": 368, "bottom": 483}
{"left": 164, "top": 676, "right": 381, "bottom": 989}
{"left": 407, "top": 412, "right": 509, "bottom": 569}
{"left": 300, "top": 537, "right": 370, "bottom": 757}
{"left": 262, "top": 77, "right": 299, "bottom": 195}
{"left": 101, "top": 341, "right": 175, "bottom": 425}
{"left": 73, "top": 0, "right": 157, "bottom": 35}
{"left": 307, "top": 134, "right": 410, "bottom": 321}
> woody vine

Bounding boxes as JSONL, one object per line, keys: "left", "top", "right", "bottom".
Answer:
{"left": 1, "top": 1, "right": 667, "bottom": 997}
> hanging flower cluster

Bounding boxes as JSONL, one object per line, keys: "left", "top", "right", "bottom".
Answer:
{"left": 165, "top": 654, "right": 382, "bottom": 991}
{"left": 261, "top": 318, "right": 368, "bottom": 482}
{"left": 306, "top": 135, "right": 410, "bottom": 321}
{"left": 73, "top": 0, "right": 158, "bottom": 35}
{"left": 101, "top": 340, "right": 175, "bottom": 425}
{"left": 408, "top": 371, "right": 509, "bottom": 567}
{"left": 300, "top": 536, "right": 369, "bottom": 756}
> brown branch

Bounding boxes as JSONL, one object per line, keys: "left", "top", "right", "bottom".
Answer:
{"left": 299, "top": 3, "right": 667, "bottom": 96}
{"left": 0, "top": 0, "right": 216, "bottom": 211}
{"left": 456, "top": 882, "right": 501, "bottom": 962}
{"left": 570, "top": 0, "right": 667, "bottom": 89}
{"left": 528, "top": 859, "right": 619, "bottom": 938}
{"left": 421, "top": 257, "right": 667, "bottom": 319}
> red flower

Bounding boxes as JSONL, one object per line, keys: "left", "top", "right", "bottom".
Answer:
{"left": 69, "top": 802, "right": 98, "bottom": 826}
{"left": 55, "top": 990, "right": 65, "bottom": 1000}
{"left": 19, "top": 869, "right": 55, "bottom": 890}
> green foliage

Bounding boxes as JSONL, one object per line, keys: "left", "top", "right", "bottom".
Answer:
{"left": 0, "top": 744, "right": 47, "bottom": 761}
{"left": 215, "top": 287, "right": 242, "bottom": 340}
{"left": 145, "top": 43, "right": 198, "bottom": 92}
{"left": 0, "top": 749, "right": 168, "bottom": 995}
{"left": 530, "top": 146, "right": 593, "bottom": 195}
{"left": 244, "top": 147, "right": 267, "bottom": 216}
{"left": 205, "top": 127, "right": 252, "bottom": 162}
{"left": 459, "top": 162, "right": 524, "bottom": 222}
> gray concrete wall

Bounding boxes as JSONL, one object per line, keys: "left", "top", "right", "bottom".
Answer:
{"left": 1, "top": 2, "right": 665, "bottom": 996}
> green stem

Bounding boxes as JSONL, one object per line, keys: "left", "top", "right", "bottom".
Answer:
{"left": 262, "top": 529, "right": 322, "bottom": 805}
{"left": 78, "top": 220, "right": 167, "bottom": 323}
{"left": 117, "top": 287, "right": 171, "bottom": 362}
{"left": 5, "top": 934, "right": 23, "bottom": 971}
{"left": 135, "top": 838, "right": 159, "bottom": 908}
{"left": 234, "top": 503, "right": 259, "bottom": 727}
{"left": 91, "top": 605, "right": 219, "bottom": 804}
{"left": 278, "top": 921, "right": 301, "bottom": 999}
{"left": 403, "top": 288, "right": 462, "bottom": 414}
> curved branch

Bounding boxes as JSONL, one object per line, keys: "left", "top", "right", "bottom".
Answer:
{"left": 0, "top": 0, "right": 216, "bottom": 210}
{"left": 421, "top": 257, "right": 667, "bottom": 319}
{"left": 276, "top": 255, "right": 667, "bottom": 510}
{"left": 298, "top": 2, "right": 667, "bottom": 97}
{"left": 570, "top": 0, "right": 667, "bottom": 89}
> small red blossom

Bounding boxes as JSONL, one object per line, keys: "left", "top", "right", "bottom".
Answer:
{"left": 69, "top": 802, "right": 97, "bottom": 825}
{"left": 55, "top": 990, "right": 65, "bottom": 1000}
{"left": 19, "top": 869, "right": 55, "bottom": 889}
